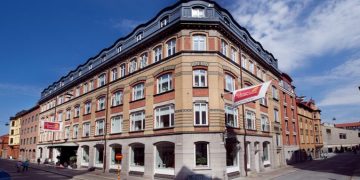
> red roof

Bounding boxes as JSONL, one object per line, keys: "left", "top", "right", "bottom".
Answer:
{"left": 335, "top": 121, "right": 360, "bottom": 128}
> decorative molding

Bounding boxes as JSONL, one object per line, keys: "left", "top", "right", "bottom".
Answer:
{"left": 209, "top": 109, "right": 224, "bottom": 112}
{"left": 129, "top": 76, "right": 147, "bottom": 85}
{"left": 174, "top": 71, "right": 192, "bottom": 77}
{"left": 191, "top": 61, "right": 209, "bottom": 67}
{"left": 153, "top": 65, "right": 176, "bottom": 77}
{"left": 175, "top": 109, "right": 192, "bottom": 113}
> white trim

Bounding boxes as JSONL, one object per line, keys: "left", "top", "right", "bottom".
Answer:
{"left": 194, "top": 142, "right": 210, "bottom": 168}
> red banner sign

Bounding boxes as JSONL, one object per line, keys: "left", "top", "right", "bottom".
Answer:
{"left": 42, "top": 121, "right": 62, "bottom": 131}
{"left": 232, "top": 81, "right": 271, "bottom": 107}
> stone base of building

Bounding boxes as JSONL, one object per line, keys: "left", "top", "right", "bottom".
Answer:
{"left": 37, "top": 133, "right": 285, "bottom": 179}
{"left": 283, "top": 145, "right": 300, "bottom": 165}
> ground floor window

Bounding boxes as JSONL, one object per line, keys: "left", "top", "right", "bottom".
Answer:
{"left": 110, "top": 144, "right": 122, "bottom": 166}
{"left": 155, "top": 142, "right": 175, "bottom": 175}
{"left": 95, "top": 145, "right": 104, "bottom": 166}
{"left": 226, "top": 139, "right": 239, "bottom": 173}
{"left": 195, "top": 142, "right": 209, "bottom": 167}
{"left": 246, "top": 142, "right": 251, "bottom": 170}
{"left": 82, "top": 146, "right": 89, "bottom": 165}
{"left": 263, "top": 142, "right": 270, "bottom": 166}
{"left": 130, "top": 143, "right": 145, "bottom": 172}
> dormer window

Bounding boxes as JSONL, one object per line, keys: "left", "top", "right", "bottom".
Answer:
{"left": 79, "top": 70, "right": 82, "bottom": 76}
{"left": 70, "top": 75, "right": 74, "bottom": 81}
{"left": 160, "top": 16, "right": 169, "bottom": 28}
{"left": 224, "top": 17, "right": 230, "bottom": 25}
{"left": 136, "top": 33, "right": 143, "bottom": 42}
{"left": 192, "top": 7, "right": 205, "bottom": 18}
{"left": 88, "top": 63, "right": 93, "bottom": 70}
{"left": 117, "top": 45, "right": 122, "bottom": 53}
{"left": 101, "top": 55, "right": 106, "bottom": 62}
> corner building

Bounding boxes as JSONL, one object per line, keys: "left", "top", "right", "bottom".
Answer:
{"left": 37, "top": 1, "right": 286, "bottom": 179}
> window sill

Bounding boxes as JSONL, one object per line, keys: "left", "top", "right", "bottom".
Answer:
{"left": 260, "top": 104, "right": 268, "bottom": 108}
{"left": 95, "top": 109, "right": 105, "bottom": 113}
{"left": 193, "top": 167, "right": 211, "bottom": 171}
{"left": 94, "top": 134, "right": 104, "bottom": 137}
{"left": 226, "top": 126, "right": 240, "bottom": 129}
{"left": 111, "top": 104, "right": 123, "bottom": 108}
{"left": 224, "top": 89, "right": 233, "bottom": 93}
{"left": 83, "top": 113, "right": 91, "bottom": 116}
{"left": 154, "top": 89, "right": 174, "bottom": 97}
{"left": 245, "top": 128, "right": 257, "bottom": 132}
{"left": 65, "top": 119, "right": 70, "bottom": 121}
{"left": 82, "top": 136, "right": 90, "bottom": 138}
{"left": 154, "top": 127, "right": 174, "bottom": 131}
{"left": 273, "top": 98, "right": 279, "bottom": 101}
{"left": 109, "top": 132, "right": 122, "bottom": 135}
{"left": 194, "top": 124, "right": 209, "bottom": 127}
{"left": 129, "top": 130, "right": 145, "bottom": 133}
{"left": 130, "top": 98, "right": 145, "bottom": 103}
{"left": 193, "top": 86, "right": 208, "bottom": 89}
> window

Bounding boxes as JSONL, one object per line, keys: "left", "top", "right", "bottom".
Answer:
{"left": 293, "top": 135, "right": 297, "bottom": 145}
{"left": 260, "top": 97, "right": 267, "bottom": 106}
{"left": 129, "top": 59, "right": 137, "bottom": 73}
{"left": 64, "top": 126, "right": 70, "bottom": 139}
{"left": 193, "top": 35, "right": 206, "bottom": 51}
{"left": 272, "top": 86, "right": 279, "bottom": 100}
{"left": 231, "top": 48, "right": 237, "bottom": 62}
{"left": 136, "top": 33, "right": 143, "bottom": 42}
{"left": 153, "top": 46, "right": 162, "bottom": 62}
{"left": 193, "top": 69, "right": 207, "bottom": 87}
{"left": 274, "top": 109, "right": 279, "bottom": 122}
{"left": 166, "top": 39, "right": 176, "bottom": 57}
{"left": 293, "top": 122, "right": 296, "bottom": 132}
{"left": 160, "top": 17, "right": 168, "bottom": 28}
{"left": 225, "top": 74, "right": 235, "bottom": 92}
{"left": 157, "top": 74, "right": 172, "bottom": 94}
{"left": 132, "top": 83, "right": 144, "bottom": 101}
{"left": 130, "top": 144, "right": 145, "bottom": 168}
{"left": 111, "top": 68, "right": 118, "bottom": 81}
{"left": 85, "top": 101, "right": 91, "bottom": 114}
{"left": 110, "top": 145, "right": 122, "bottom": 166}
{"left": 249, "top": 61, "right": 254, "bottom": 73}
{"left": 221, "top": 40, "right": 228, "bottom": 56}
{"left": 195, "top": 142, "right": 209, "bottom": 167}
{"left": 155, "top": 143, "right": 175, "bottom": 174}
{"left": 89, "top": 80, "right": 94, "bottom": 91}
{"left": 246, "top": 110, "right": 256, "bottom": 130}
{"left": 139, "top": 53, "right": 147, "bottom": 69}
{"left": 57, "top": 112, "right": 63, "bottom": 122}
{"left": 117, "top": 45, "right": 122, "bottom": 53}
{"left": 75, "top": 87, "right": 80, "bottom": 97}
{"left": 276, "top": 134, "right": 281, "bottom": 146}
{"left": 226, "top": 140, "right": 238, "bottom": 170}
{"left": 192, "top": 7, "right": 205, "bottom": 18}
{"left": 256, "top": 67, "right": 262, "bottom": 78}
{"left": 120, "top": 64, "right": 126, "bottom": 78}
{"left": 285, "top": 120, "right": 289, "bottom": 131}
{"left": 82, "top": 146, "right": 89, "bottom": 164}
{"left": 225, "top": 105, "right": 238, "bottom": 127}
{"left": 98, "top": 74, "right": 106, "bottom": 87}
{"left": 261, "top": 115, "right": 270, "bottom": 132}
{"left": 112, "top": 91, "right": 123, "bottom": 106}
{"left": 83, "top": 83, "right": 88, "bottom": 93}
{"left": 74, "top": 105, "right": 80, "bottom": 118}
{"left": 339, "top": 133, "right": 347, "bottom": 139}
{"left": 194, "top": 102, "right": 208, "bottom": 126}
{"left": 66, "top": 109, "right": 71, "bottom": 120}
{"left": 130, "top": 111, "right": 145, "bottom": 131}
{"left": 95, "top": 119, "right": 104, "bottom": 135}
{"left": 97, "top": 97, "right": 105, "bottom": 111}
{"left": 155, "top": 105, "right": 174, "bottom": 129}
{"left": 241, "top": 55, "right": 247, "bottom": 68}
{"left": 73, "top": 125, "right": 78, "bottom": 138}
{"left": 111, "top": 116, "right": 122, "bottom": 134}
{"left": 263, "top": 142, "right": 270, "bottom": 165}
{"left": 95, "top": 145, "right": 104, "bottom": 165}
{"left": 83, "top": 122, "right": 90, "bottom": 137}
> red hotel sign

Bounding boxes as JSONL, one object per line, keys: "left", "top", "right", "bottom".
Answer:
{"left": 232, "top": 81, "right": 271, "bottom": 107}
{"left": 43, "top": 122, "right": 62, "bottom": 131}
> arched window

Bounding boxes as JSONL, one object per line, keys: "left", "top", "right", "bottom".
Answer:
{"left": 98, "top": 73, "right": 106, "bottom": 87}
{"left": 97, "top": 96, "right": 105, "bottom": 111}
{"left": 129, "top": 58, "right": 137, "bottom": 73}
{"left": 154, "top": 142, "right": 175, "bottom": 175}
{"left": 261, "top": 115, "right": 270, "bottom": 132}
{"left": 129, "top": 143, "right": 145, "bottom": 172}
{"left": 153, "top": 46, "right": 162, "bottom": 62}
{"left": 112, "top": 91, "right": 123, "bottom": 106}
{"left": 139, "top": 53, "right": 148, "bottom": 69}
{"left": 94, "top": 144, "right": 104, "bottom": 167}
{"left": 157, "top": 73, "right": 172, "bottom": 94}
{"left": 193, "top": 69, "right": 207, "bottom": 87}
{"left": 166, "top": 39, "right": 176, "bottom": 57}
{"left": 263, "top": 142, "right": 270, "bottom": 166}
{"left": 111, "top": 68, "right": 118, "bottom": 81}
{"left": 109, "top": 144, "right": 122, "bottom": 169}
{"left": 132, "top": 83, "right": 144, "bottom": 101}
{"left": 225, "top": 74, "right": 235, "bottom": 91}
{"left": 81, "top": 146, "right": 89, "bottom": 166}
{"left": 221, "top": 40, "right": 228, "bottom": 56}
{"left": 192, "top": 7, "right": 205, "bottom": 18}
{"left": 193, "top": 35, "right": 206, "bottom": 51}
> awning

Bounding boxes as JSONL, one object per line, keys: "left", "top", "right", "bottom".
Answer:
{"left": 47, "top": 142, "right": 79, "bottom": 148}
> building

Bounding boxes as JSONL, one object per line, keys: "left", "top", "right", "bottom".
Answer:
{"left": 322, "top": 123, "right": 360, "bottom": 153}
{"left": 279, "top": 73, "right": 300, "bottom": 164}
{"left": 19, "top": 105, "right": 40, "bottom": 162}
{"left": 8, "top": 110, "right": 26, "bottom": 159}
{"left": 0, "top": 134, "right": 9, "bottom": 159}
{"left": 36, "top": 0, "right": 286, "bottom": 179}
{"left": 335, "top": 121, "right": 360, "bottom": 131}
{"left": 297, "top": 98, "right": 323, "bottom": 160}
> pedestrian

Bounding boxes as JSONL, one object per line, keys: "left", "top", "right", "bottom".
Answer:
{"left": 37, "top": 158, "right": 41, "bottom": 165}
{"left": 16, "top": 161, "right": 22, "bottom": 172}
{"left": 22, "top": 160, "right": 29, "bottom": 172}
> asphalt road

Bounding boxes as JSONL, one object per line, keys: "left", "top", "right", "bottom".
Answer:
{"left": 273, "top": 153, "right": 360, "bottom": 180}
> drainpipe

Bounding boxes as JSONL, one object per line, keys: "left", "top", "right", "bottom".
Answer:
{"left": 103, "top": 69, "right": 111, "bottom": 173}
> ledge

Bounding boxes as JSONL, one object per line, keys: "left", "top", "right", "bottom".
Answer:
{"left": 153, "top": 89, "right": 174, "bottom": 97}
{"left": 130, "top": 98, "right": 145, "bottom": 103}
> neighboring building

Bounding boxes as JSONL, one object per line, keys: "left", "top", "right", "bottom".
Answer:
{"left": 335, "top": 121, "right": 360, "bottom": 131}
{"left": 322, "top": 123, "right": 360, "bottom": 153}
{"left": 0, "top": 134, "right": 9, "bottom": 159}
{"left": 297, "top": 98, "right": 323, "bottom": 160}
{"left": 8, "top": 110, "right": 26, "bottom": 159}
{"left": 279, "top": 73, "right": 300, "bottom": 164}
{"left": 19, "top": 105, "right": 40, "bottom": 162}
{"left": 36, "top": 0, "right": 286, "bottom": 179}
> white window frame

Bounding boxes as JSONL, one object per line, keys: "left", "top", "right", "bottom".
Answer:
{"left": 129, "top": 144, "right": 145, "bottom": 172}
{"left": 64, "top": 126, "right": 70, "bottom": 139}
{"left": 221, "top": 40, "right": 228, "bottom": 56}
{"left": 272, "top": 86, "right": 279, "bottom": 100}
{"left": 89, "top": 80, "right": 94, "bottom": 91}
{"left": 83, "top": 83, "right": 88, "bottom": 93}
{"left": 241, "top": 55, "right": 247, "bottom": 68}
{"left": 160, "top": 17, "right": 168, "bottom": 28}
{"left": 154, "top": 104, "right": 174, "bottom": 129}
{"left": 245, "top": 110, "right": 256, "bottom": 130}
{"left": 157, "top": 74, "right": 172, "bottom": 94}
{"left": 74, "top": 105, "right": 80, "bottom": 118}
{"left": 81, "top": 146, "right": 90, "bottom": 166}
{"left": 73, "top": 124, "right": 79, "bottom": 138}
{"left": 130, "top": 111, "right": 145, "bottom": 131}
{"left": 153, "top": 46, "right": 162, "bottom": 62}
{"left": 129, "top": 59, "right": 137, "bottom": 73}
{"left": 120, "top": 64, "right": 126, "bottom": 78}
{"left": 193, "top": 69, "right": 207, "bottom": 87}
{"left": 231, "top": 47, "right": 237, "bottom": 62}
{"left": 192, "top": 7, "right": 205, "bottom": 18}
{"left": 194, "top": 102, "right": 208, "bottom": 126}
{"left": 132, "top": 83, "right": 144, "bottom": 101}
{"left": 66, "top": 109, "right": 71, "bottom": 120}
{"left": 97, "top": 97, "right": 105, "bottom": 111}
{"left": 139, "top": 53, "right": 147, "bottom": 69}
{"left": 166, "top": 39, "right": 176, "bottom": 57}
{"left": 194, "top": 142, "right": 209, "bottom": 168}
{"left": 274, "top": 109, "right": 279, "bottom": 122}
{"left": 112, "top": 91, "right": 123, "bottom": 106}
{"left": 85, "top": 101, "right": 91, "bottom": 114}
{"left": 193, "top": 35, "right": 206, "bottom": 51}
{"left": 261, "top": 115, "right": 270, "bottom": 132}
{"left": 263, "top": 143, "right": 270, "bottom": 165}
{"left": 95, "top": 119, "right": 105, "bottom": 136}
{"left": 82, "top": 122, "right": 90, "bottom": 137}
{"left": 225, "top": 74, "right": 235, "bottom": 92}
{"left": 111, "top": 115, "right": 123, "bottom": 134}
{"left": 249, "top": 60, "right": 254, "bottom": 73}
{"left": 75, "top": 87, "right": 80, "bottom": 97}
{"left": 111, "top": 68, "right": 118, "bottom": 81}
{"left": 225, "top": 105, "right": 238, "bottom": 128}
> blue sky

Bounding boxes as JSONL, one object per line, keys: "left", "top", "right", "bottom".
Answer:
{"left": 0, "top": 0, "right": 359, "bottom": 135}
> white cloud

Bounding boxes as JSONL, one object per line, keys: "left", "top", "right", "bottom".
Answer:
{"left": 318, "top": 85, "right": 360, "bottom": 106}
{"left": 226, "top": 0, "right": 360, "bottom": 72}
